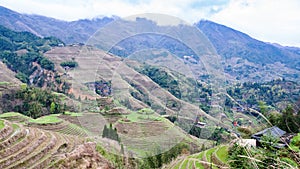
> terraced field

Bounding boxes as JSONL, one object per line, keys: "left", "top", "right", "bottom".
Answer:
{"left": 0, "top": 112, "right": 92, "bottom": 137}
{"left": 0, "top": 111, "right": 116, "bottom": 169}
{"left": 167, "top": 145, "right": 229, "bottom": 169}
{"left": 0, "top": 118, "right": 89, "bottom": 169}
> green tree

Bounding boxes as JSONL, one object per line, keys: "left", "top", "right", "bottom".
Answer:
{"left": 281, "top": 105, "right": 298, "bottom": 133}
{"left": 102, "top": 125, "right": 108, "bottom": 138}
{"left": 40, "top": 58, "right": 54, "bottom": 70}
{"left": 258, "top": 101, "right": 268, "bottom": 116}
{"left": 50, "top": 102, "right": 56, "bottom": 114}
{"left": 228, "top": 144, "right": 255, "bottom": 169}
{"left": 15, "top": 72, "right": 29, "bottom": 83}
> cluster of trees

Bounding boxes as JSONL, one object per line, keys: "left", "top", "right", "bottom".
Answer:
{"left": 1, "top": 85, "right": 65, "bottom": 118}
{"left": 60, "top": 61, "right": 78, "bottom": 68}
{"left": 102, "top": 123, "right": 120, "bottom": 142}
{"left": 96, "top": 141, "right": 190, "bottom": 169}
{"left": 139, "top": 65, "right": 181, "bottom": 98}
{"left": 227, "top": 79, "right": 299, "bottom": 109}
{"left": 189, "top": 126, "right": 229, "bottom": 145}
{"left": 94, "top": 80, "right": 111, "bottom": 97}
{"left": 0, "top": 25, "right": 63, "bottom": 85}
{"left": 266, "top": 105, "right": 300, "bottom": 133}
{"left": 0, "top": 25, "right": 64, "bottom": 52}
{"left": 142, "top": 143, "right": 189, "bottom": 169}
{"left": 0, "top": 51, "right": 54, "bottom": 83}
{"left": 138, "top": 64, "right": 213, "bottom": 113}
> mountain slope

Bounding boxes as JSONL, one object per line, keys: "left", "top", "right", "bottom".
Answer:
{"left": 197, "top": 20, "right": 300, "bottom": 67}
{"left": 0, "top": 6, "right": 113, "bottom": 44}
{"left": 0, "top": 61, "right": 21, "bottom": 84}
{"left": 0, "top": 5, "right": 299, "bottom": 82}
{"left": 197, "top": 20, "right": 300, "bottom": 81}
{"left": 0, "top": 117, "right": 113, "bottom": 169}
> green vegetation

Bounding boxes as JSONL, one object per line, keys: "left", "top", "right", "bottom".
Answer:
{"left": 0, "top": 25, "right": 63, "bottom": 52}
{"left": 1, "top": 51, "right": 54, "bottom": 83}
{"left": 64, "top": 111, "right": 83, "bottom": 116}
{"left": 228, "top": 138, "right": 300, "bottom": 169}
{"left": 0, "top": 25, "right": 68, "bottom": 90}
{"left": 96, "top": 141, "right": 190, "bottom": 169}
{"left": 143, "top": 142, "right": 189, "bottom": 169}
{"left": 189, "top": 126, "right": 230, "bottom": 145}
{"left": 0, "top": 112, "right": 31, "bottom": 124}
{"left": 122, "top": 109, "right": 162, "bottom": 122}
{"left": 60, "top": 61, "right": 78, "bottom": 68}
{"left": 12, "top": 123, "right": 19, "bottom": 129}
{"left": 139, "top": 65, "right": 181, "bottom": 98}
{"left": 57, "top": 123, "right": 89, "bottom": 137}
{"left": 181, "top": 160, "right": 188, "bottom": 168}
{"left": 281, "top": 157, "right": 298, "bottom": 168}
{"left": 170, "top": 145, "right": 229, "bottom": 169}
{"left": 0, "top": 119, "right": 4, "bottom": 129}
{"left": 1, "top": 86, "right": 66, "bottom": 118}
{"left": 290, "top": 133, "right": 300, "bottom": 152}
{"left": 216, "top": 146, "right": 228, "bottom": 163}
{"left": 227, "top": 79, "right": 299, "bottom": 109}
{"left": 226, "top": 105, "right": 300, "bottom": 169}
{"left": 102, "top": 123, "right": 120, "bottom": 142}
{"left": 267, "top": 105, "right": 300, "bottom": 133}
{"left": 195, "top": 161, "right": 204, "bottom": 169}
{"left": 206, "top": 147, "right": 216, "bottom": 162}
{"left": 0, "top": 82, "right": 10, "bottom": 85}
{"left": 29, "top": 114, "right": 62, "bottom": 124}
{"left": 0, "top": 112, "right": 27, "bottom": 118}
{"left": 196, "top": 151, "right": 204, "bottom": 159}
{"left": 137, "top": 64, "right": 213, "bottom": 107}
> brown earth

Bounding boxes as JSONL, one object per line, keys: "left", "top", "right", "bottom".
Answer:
{"left": 0, "top": 119, "right": 114, "bottom": 169}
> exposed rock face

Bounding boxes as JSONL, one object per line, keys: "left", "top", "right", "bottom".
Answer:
{"left": 54, "top": 142, "right": 114, "bottom": 169}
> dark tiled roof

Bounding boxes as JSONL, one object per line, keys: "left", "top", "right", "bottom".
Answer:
{"left": 252, "top": 126, "right": 286, "bottom": 140}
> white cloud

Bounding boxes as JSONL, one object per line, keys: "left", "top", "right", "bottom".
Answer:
{"left": 210, "top": 0, "right": 300, "bottom": 47}
{"left": 0, "top": 0, "right": 299, "bottom": 46}
{"left": 0, "top": 0, "right": 221, "bottom": 22}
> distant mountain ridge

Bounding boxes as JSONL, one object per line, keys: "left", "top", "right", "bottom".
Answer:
{"left": 197, "top": 20, "right": 300, "bottom": 69}
{"left": 0, "top": 6, "right": 113, "bottom": 44}
{"left": 196, "top": 20, "right": 300, "bottom": 81}
{"left": 0, "top": 6, "right": 299, "bottom": 82}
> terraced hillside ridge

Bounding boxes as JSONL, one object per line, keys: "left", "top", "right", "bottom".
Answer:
{"left": 45, "top": 46, "right": 231, "bottom": 129}
{"left": 44, "top": 45, "right": 259, "bottom": 157}
{"left": 166, "top": 145, "right": 229, "bottom": 169}
{"left": 0, "top": 118, "right": 113, "bottom": 169}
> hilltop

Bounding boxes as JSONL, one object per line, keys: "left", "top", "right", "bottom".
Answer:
{"left": 0, "top": 6, "right": 113, "bottom": 44}
{"left": 0, "top": 6, "right": 299, "bottom": 82}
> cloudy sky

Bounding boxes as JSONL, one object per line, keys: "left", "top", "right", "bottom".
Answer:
{"left": 0, "top": 0, "right": 299, "bottom": 47}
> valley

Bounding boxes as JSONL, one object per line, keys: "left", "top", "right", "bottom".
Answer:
{"left": 0, "top": 5, "right": 299, "bottom": 169}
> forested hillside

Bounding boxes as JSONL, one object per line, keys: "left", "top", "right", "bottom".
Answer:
{"left": 0, "top": 26, "right": 73, "bottom": 118}
{"left": 0, "top": 25, "right": 70, "bottom": 91}
{"left": 227, "top": 79, "right": 300, "bottom": 111}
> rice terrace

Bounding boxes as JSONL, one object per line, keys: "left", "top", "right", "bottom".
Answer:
{"left": 0, "top": 1, "right": 300, "bottom": 169}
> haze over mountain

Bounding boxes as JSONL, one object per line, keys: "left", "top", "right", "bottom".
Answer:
{"left": 0, "top": 6, "right": 113, "bottom": 44}
{"left": 0, "top": 5, "right": 299, "bottom": 82}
